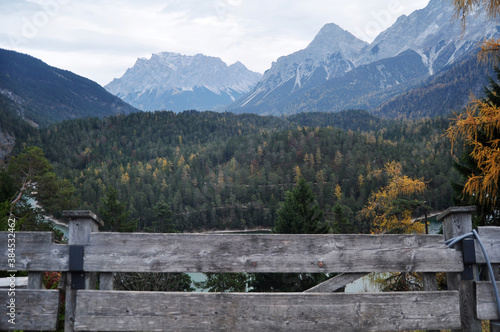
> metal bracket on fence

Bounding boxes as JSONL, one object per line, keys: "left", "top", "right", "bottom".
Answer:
{"left": 69, "top": 245, "right": 85, "bottom": 289}
{"left": 461, "top": 238, "right": 476, "bottom": 281}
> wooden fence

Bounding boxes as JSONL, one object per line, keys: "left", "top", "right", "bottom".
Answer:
{"left": 0, "top": 206, "right": 499, "bottom": 331}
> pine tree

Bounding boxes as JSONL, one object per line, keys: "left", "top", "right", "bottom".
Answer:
{"left": 273, "top": 177, "right": 326, "bottom": 234}
{"left": 2, "top": 146, "right": 77, "bottom": 236}
{"left": 251, "top": 177, "right": 329, "bottom": 292}
{"left": 98, "top": 186, "right": 137, "bottom": 232}
{"left": 150, "top": 202, "right": 176, "bottom": 233}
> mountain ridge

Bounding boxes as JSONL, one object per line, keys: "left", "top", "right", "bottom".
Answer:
{"left": 226, "top": 0, "right": 500, "bottom": 117}
{"left": 0, "top": 48, "right": 138, "bottom": 127}
{"left": 229, "top": 23, "right": 367, "bottom": 112}
{"left": 105, "top": 52, "right": 262, "bottom": 112}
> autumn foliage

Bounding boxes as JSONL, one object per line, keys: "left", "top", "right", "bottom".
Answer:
{"left": 361, "top": 161, "right": 426, "bottom": 234}
{"left": 446, "top": 0, "right": 500, "bottom": 213}
{"left": 446, "top": 98, "right": 500, "bottom": 206}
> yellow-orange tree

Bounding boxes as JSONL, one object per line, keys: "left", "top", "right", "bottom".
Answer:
{"left": 446, "top": 0, "right": 500, "bottom": 216}
{"left": 361, "top": 161, "right": 426, "bottom": 234}
{"left": 361, "top": 161, "right": 427, "bottom": 291}
{"left": 447, "top": 98, "right": 500, "bottom": 207}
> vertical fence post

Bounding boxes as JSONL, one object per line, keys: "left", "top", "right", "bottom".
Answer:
{"left": 438, "top": 206, "right": 481, "bottom": 332}
{"left": 26, "top": 271, "right": 43, "bottom": 332}
{"left": 99, "top": 272, "right": 114, "bottom": 290}
{"left": 62, "top": 210, "right": 104, "bottom": 332}
{"left": 27, "top": 272, "right": 43, "bottom": 289}
{"left": 423, "top": 272, "right": 439, "bottom": 332}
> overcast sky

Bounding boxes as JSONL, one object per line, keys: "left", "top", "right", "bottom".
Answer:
{"left": 0, "top": 0, "right": 430, "bottom": 86}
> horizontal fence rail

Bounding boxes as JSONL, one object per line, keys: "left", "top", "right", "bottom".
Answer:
{"left": 0, "top": 232, "right": 68, "bottom": 271}
{"left": 0, "top": 289, "right": 60, "bottom": 330}
{"left": 74, "top": 290, "right": 461, "bottom": 332}
{"left": 476, "top": 281, "right": 500, "bottom": 320}
{"left": 475, "top": 227, "right": 500, "bottom": 264}
{"left": 83, "top": 233, "right": 463, "bottom": 273}
{"left": 0, "top": 232, "right": 463, "bottom": 274}
{"left": 3, "top": 208, "right": 499, "bottom": 332}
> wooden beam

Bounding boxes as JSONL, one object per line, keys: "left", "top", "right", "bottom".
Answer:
{"left": 0, "top": 289, "right": 60, "bottom": 331}
{"left": 423, "top": 272, "right": 440, "bottom": 332}
{"left": 83, "top": 233, "right": 462, "bottom": 273}
{"left": 476, "top": 281, "right": 500, "bottom": 320}
{"left": 0, "top": 232, "right": 69, "bottom": 271}
{"left": 64, "top": 212, "right": 101, "bottom": 332}
{"left": 63, "top": 210, "right": 104, "bottom": 228}
{"left": 74, "top": 290, "right": 461, "bottom": 332}
{"left": 475, "top": 227, "right": 500, "bottom": 264}
{"left": 99, "top": 273, "right": 114, "bottom": 290}
{"left": 27, "top": 271, "right": 43, "bottom": 289}
{"left": 303, "top": 272, "right": 369, "bottom": 293}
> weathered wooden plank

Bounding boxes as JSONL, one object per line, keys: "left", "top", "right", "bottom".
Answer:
{"left": 84, "top": 233, "right": 462, "bottom": 273}
{"left": 423, "top": 272, "right": 440, "bottom": 332}
{"left": 99, "top": 272, "right": 114, "bottom": 290}
{"left": 74, "top": 290, "right": 461, "bottom": 332}
{"left": 0, "top": 232, "right": 69, "bottom": 271}
{"left": 476, "top": 281, "right": 500, "bottom": 320}
{"left": 475, "top": 227, "right": 500, "bottom": 264}
{"left": 0, "top": 289, "right": 60, "bottom": 330}
{"left": 63, "top": 210, "right": 104, "bottom": 228}
{"left": 28, "top": 272, "right": 43, "bottom": 289}
{"left": 303, "top": 272, "right": 369, "bottom": 293}
{"left": 423, "top": 273, "right": 438, "bottom": 292}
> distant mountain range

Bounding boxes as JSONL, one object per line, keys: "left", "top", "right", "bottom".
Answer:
{"left": 1, "top": 0, "right": 498, "bottom": 129}
{"left": 226, "top": 0, "right": 499, "bottom": 117}
{"left": 105, "top": 53, "right": 262, "bottom": 112}
{"left": 0, "top": 49, "right": 138, "bottom": 127}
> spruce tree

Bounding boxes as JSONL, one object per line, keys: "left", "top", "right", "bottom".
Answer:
{"left": 98, "top": 186, "right": 137, "bottom": 232}
{"left": 251, "top": 177, "right": 329, "bottom": 292}
{"left": 273, "top": 177, "right": 326, "bottom": 234}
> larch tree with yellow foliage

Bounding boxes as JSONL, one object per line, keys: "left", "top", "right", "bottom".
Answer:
{"left": 362, "top": 161, "right": 427, "bottom": 292}
{"left": 361, "top": 161, "right": 426, "bottom": 234}
{"left": 446, "top": 0, "right": 500, "bottom": 224}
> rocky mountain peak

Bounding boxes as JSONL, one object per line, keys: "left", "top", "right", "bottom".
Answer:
{"left": 227, "top": 0, "right": 499, "bottom": 116}
{"left": 307, "top": 23, "right": 367, "bottom": 59}
{"left": 105, "top": 52, "right": 261, "bottom": 112}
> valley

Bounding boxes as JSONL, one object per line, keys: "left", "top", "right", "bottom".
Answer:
{"left": 0, "top": 0, "right": 497, "bottom": 235}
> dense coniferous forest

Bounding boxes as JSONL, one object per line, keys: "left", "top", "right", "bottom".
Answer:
{"left": 8, "top": 109, "right": 461, "bottom": 233}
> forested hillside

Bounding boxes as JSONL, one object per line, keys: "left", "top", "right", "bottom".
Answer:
{"left": 0, "top": 49, "right": 138, "bottom": 127}
{"left": 0, "top": 94, "right": 38, "bottom": 160}
{"left": 31, "top": 110, "right": 460, "bottom": 233}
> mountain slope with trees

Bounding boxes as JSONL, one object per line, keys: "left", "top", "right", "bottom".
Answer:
{"left": 374, "top": 54, "right": 496, "bottom": 119}
{"left": 20, "top": 110, "right": 460, "bottom": 233}
{"left": 0, "top": 48, "right": 138, "bottom": 127}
